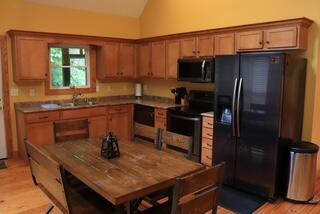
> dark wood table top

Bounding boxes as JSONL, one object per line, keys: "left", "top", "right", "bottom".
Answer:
{"left": 42, "top": 138, "right": 205, "bottom": 205}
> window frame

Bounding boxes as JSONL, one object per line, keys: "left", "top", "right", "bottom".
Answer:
{"left": 45, "top": 44, "right": 96, "bottom": 95}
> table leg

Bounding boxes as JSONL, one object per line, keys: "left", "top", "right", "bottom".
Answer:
{"left": 125, "top": 202, "right": 131, "bottom": 214}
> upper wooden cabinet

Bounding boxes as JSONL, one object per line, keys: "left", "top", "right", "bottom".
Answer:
{"left": 166, "top": 39, "right": 180, "bottom": 79}
{"left": 97, "top": 42, "right": 119, "bottom": 79}
{"left": 236, "top": 25, "right": 309, "bottom": 52}
{"left": 10, "top": 36, "right": 49, "bottom": 81}
{"left": 119, "top": 43, "right": 135, "bottom": 78}
{"left": 138, "top": 43, "right": 151, "bottom": 78}
{"left": 151, "top": 41, "right": 166, "bottom": 78}
{"left": 214, "top": 33, "right": 235, "bottom": 56}
{"left": 180, "top": 35, "right": 214, "bottom": 58}
{"left": 236, "top": 30, "right": 264, "bottom": 51}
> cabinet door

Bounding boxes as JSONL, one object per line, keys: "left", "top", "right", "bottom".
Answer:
{"left": 108, "top": 113, "right": 130, "bottom": 141}
{"left": 214, "top": 33, "right": 235, "bottom": 55}
{"left": 180, "top": 37, "right": 196, "bottom": 57}
{"left": 104, "top": 42, "right": 119, "bottom": 78}
{"left": 27, "top": 122, "right": 55, "bottom": 147}
{"left": 264, "top": 27, "right": 297, "bottom": 49}
{"left": 166, "top": 39, "right": 180, "bottom": 79}
{"left": 119, "top": 43, "right": 135, "bottom": 78}
{"left": 151, "top": 41, "right": 166, "bottom": 78}
{"left": 89, "top": 116, "right": 107, "bottom": 138}
{"left": 138, "top": 43, "right": 151, "bottom": 78}
{"left": 236, "top": 30, "right": 263, "bottom": 51}
{"left": 15, "top": 37, "right": 48, "bottom": 81}
{"left": 197, "top": 35, "right": 214, "bottom": 57}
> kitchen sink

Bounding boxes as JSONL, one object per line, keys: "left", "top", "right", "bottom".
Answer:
{"left": 59, "top": 101, "right": 97, "bottom": 108}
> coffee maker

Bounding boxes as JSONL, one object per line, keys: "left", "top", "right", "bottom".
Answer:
{"left": 171, "top": 87, "right": 187, "bottom": 104}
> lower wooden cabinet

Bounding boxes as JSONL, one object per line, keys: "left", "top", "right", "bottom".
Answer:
{"left": 26, "top": 122, "right": 55, "bottom": 148}
{"left": 201, "top": 116, "right": 214, "bottom": 167}
{"left": 107, "top": 105, "right": 133, "bottom": 141}
{"left": 88, "top": 116, "right": 107, "bottom": 138}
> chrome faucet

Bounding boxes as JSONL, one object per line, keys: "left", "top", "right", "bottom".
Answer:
{"left": 71, "top": 92, "right": 82, "bottom": 106}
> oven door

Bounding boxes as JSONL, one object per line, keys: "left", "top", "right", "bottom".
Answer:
{"left": 167, "top": 112, "right": 201, "bottom": 162}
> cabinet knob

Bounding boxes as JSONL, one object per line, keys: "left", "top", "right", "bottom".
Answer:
{"left": 259, "top": 41, "right": 263, "bottom": 45}
{"left": 266, "top": 41, "right": 270, "bottom": 44}
{"left": 197, "top": 51, "right": 200, "bottom": 53}
{"left": 192, "top": 51, "right": 196, "bottom": 54}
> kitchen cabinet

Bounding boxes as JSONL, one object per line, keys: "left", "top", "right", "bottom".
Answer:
{"left": 16, "top": 110, "right": 60, "bottom": 162}
{"left": 107, "top": 105, "right": 133, "bottom": 141}
{"left": 236, "top": 26, "right": 303, "bottom": 51}
{"left": 138, "top": 43, "right": 151, "bottom": 78}
{"left": 165, "top": 39, "right": 180, "bottom": 79}
{"left": 154, "top": 108, "right": 167, "bottom": 130}
{"left": 88, "top": 116, "right": 107, "bottom": 138}
{"left": 119, "top": 43, "right": 135, "bottom": 78}
{"left": 151, "top": 41, "right": 166, "bottom": 78}
{"left": 201, "top": 116, "right": 214, "bottom": 167}
{"left": 97, "top": 42, "right": 119, "bottom": 79}
{"left": 214, "top": 33, "right": 235, "bottom": 55}
{"left": 180, "top": 35, "right": 214, "bottom": 58}
{"left": 10, "top": 36, "right": 48, "bottom": 81}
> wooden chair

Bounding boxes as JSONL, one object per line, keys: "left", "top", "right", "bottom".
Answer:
{"left": 142, "top": 162, "right": 225, "bottom": 214}
{"left": 54, "top": 119, "right": 89, "bottom": 143}
{"left": 24, "top": 139, "right": 122, "bottom": 214}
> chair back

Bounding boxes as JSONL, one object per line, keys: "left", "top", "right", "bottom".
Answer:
{"left": 24, "top": 139, "right": 70, "bottom": 213}
{"left": 54, "top": 119, "right": 89, "bottom": 143}
{"left": 171, "top": 162, "right": 225, "bottom": 214}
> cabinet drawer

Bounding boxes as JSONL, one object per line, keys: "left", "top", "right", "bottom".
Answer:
{"left": 25, "top": 111, "right": 60, "bottom": 123}
{"left": 62, "top": 107, "right": 106, "bottom": 120}
{"left": 108, "top": 105, "right": 129, "bottom": 114}
{"left": 202, "top": 116, "right": 214, "bottom": 128}
{"left": 201, "top": 147, "right": 212, "bottom": 166}
{"left": 155, "top": 108, "right": 167, "bottom": 118}
{"left": 202, "top": 127, "right": 213, "bottom": 139}
{"left": 202, "top": 137, "right": 213, "bottom": 149}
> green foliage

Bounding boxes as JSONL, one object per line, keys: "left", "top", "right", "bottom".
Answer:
{"left": 50, "top": 47, "right": 88, "bottom": 88}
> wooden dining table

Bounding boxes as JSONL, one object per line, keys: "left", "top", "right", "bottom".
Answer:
{"left": 42, "top": 138, "right": 205, "bottom": 213}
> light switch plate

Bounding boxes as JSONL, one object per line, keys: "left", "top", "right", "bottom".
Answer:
{"left": 10, "top": 88, "right": 18, "bottom": 96}
{"left": 107, "top": 86, "right": 112, "bottom": 92}
{"left": 96, "top": 85, "right": 100, "bottom": 92}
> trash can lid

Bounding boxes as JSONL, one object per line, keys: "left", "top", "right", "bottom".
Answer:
{"left": 290, "top": 141, "right": 319, "bottom": 154}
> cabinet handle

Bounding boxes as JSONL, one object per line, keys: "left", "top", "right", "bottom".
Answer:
{"left": 39, "top": 116, "right": 49, "bottom": 119}
{"left": 206, "top": 156, "right": 212, "bottom": 160}
{"left": 207, "top": 133, "right": 213, "bottom": 137}
{"left": 206, "top": 143, "right": 212, "bottom": 147}
{"left": 207, "top": 122, "right": 213, "bottom": 126}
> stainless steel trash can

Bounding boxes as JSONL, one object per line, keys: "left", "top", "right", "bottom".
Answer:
{"left": 286, "top": 141, "right": 319, "bottom": 202}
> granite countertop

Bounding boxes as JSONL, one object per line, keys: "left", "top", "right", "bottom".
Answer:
{"left": 201, "top": 111, "right": 214, "bottom": 118}
{"left": 15, "top": 96, "right": 182, "bottom": 113}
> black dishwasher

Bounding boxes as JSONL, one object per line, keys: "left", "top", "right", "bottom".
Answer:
{"left": 134, "top": 105, "right": 155, "bottom": 142}
{"left": 134, "top": 104, "right": 155, "bottom": 126}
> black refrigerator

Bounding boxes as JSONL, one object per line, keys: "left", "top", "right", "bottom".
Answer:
{"left": 213, "top": 52, "right": 306, "bottom": 200}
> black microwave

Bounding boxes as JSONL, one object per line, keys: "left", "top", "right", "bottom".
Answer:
{"left": 178, "top": 58, "right": 214, "bottom": 83}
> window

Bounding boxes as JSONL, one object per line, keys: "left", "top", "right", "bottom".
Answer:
{"left": 49, "top": 46, "right": 90, "bottom": 89}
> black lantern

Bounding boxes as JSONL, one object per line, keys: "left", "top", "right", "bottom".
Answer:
{"left": 101, "top": 132, "right": 120, "bottom": 159}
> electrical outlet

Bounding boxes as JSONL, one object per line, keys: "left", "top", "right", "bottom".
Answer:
{"left": 96, "top": 85, "right": 100, "bottom": 92}
{"left": 29, "top": 88, "right": 36, "bottom": 96}
{"left": 10, "top": 88, "right": 18, "bottom": 96}
{"left": 107, "top": 86, "right": 112, "bottom": 92}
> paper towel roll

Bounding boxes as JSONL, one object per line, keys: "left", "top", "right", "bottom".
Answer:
{"left": 135, "top": 83, "right": 142, "bottom": 97}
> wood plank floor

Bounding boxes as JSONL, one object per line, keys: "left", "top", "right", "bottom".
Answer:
{"left": 0, "top": 157, "right": 319, "bottom": 214}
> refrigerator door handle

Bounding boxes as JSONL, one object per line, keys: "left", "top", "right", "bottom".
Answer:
{"left": 232, "top": 78, "right": 238, "bottom": 137}
{"left": 237, "top": 78, "right": 243, "bottom": 137}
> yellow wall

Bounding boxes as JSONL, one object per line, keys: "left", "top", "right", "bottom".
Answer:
{"left": 140, "top": 0, "right": 320, "bottom": 144}
{"left": 0, "top": 0, "right": 140, "bottom": 150}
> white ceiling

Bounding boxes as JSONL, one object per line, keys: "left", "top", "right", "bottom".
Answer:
{"left": 25, "top": 0, "right": 149, "bottom": 18}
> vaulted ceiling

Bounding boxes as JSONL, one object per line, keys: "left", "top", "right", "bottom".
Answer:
{"left": 25, "top": 0, "right": 149, "bottom": 18}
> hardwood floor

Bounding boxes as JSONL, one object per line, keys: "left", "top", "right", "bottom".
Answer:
{"left": 0, "top": 157, "right": 319, "bottom": 214}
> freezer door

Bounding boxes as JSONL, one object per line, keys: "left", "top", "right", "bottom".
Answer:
{"left": 214, "top": 55, "right": 239, "bottom": 185}
{"left": 235, "top": 53, "right": 284, "bottom": 198}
